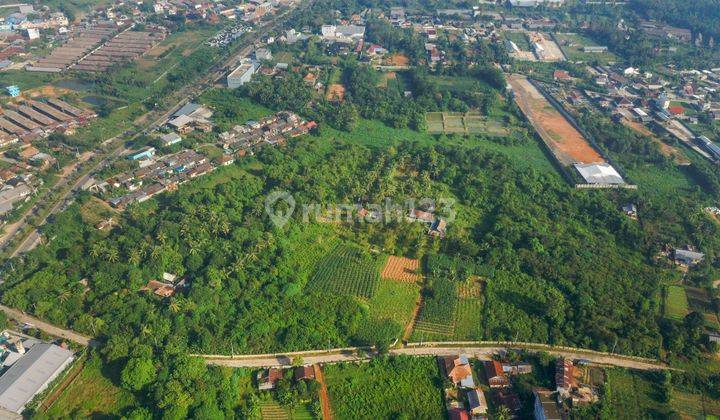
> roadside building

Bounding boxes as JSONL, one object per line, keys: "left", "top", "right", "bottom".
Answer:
{"left": 467, "top": 388, "right": 488, "bottom": 416}
{"left": 227, "top": 61, "right": 259, "bottom": 88}
{"left": 484, "top": 360, "right": 510, "bottom": 388}
{"left": 533, "top": 388, "right": 562, "bottom": 420}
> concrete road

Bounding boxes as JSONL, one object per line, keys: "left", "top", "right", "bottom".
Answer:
{"left": 0, "top": 305, "right": 91, "bottom": 346}
{"left": 203, "top": 345, "right": 670, "bottom": 371}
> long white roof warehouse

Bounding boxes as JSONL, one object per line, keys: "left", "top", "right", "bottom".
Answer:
{"left": 0, "top": 343, "right": 74, "bottom": 414}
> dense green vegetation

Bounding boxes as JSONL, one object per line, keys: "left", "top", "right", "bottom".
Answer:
{"left": 324, "top": 356, "right": 445, "bottom": 419}
{"left": 307, "top": 244, "right": 380, "bottom": 298}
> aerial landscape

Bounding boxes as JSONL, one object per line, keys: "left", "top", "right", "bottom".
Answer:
{"left": 0, "top": 0, "right": 719, "bottom": 418}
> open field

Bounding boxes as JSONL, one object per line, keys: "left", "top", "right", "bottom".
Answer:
{"left": 44, "top": 359, "right": 136, "bottom": 418}
{"left": 664, "top": 285, "right": 690, "bottom": 321}
{"left": 412, "top": 277, "right": 457, "bottom": 337}
{"left": 426, "top": 112, "right": 509, "bottom": 136}
{"left": 622, "top": 120, "right": 689, "bottom": 164}
{"left": 307, "top": 244, "right": 380, "bottom": 298}
{"left": 672, "top": 390, "right": 720, "bottom": 419}
{"left": 605, "top": 369, "right": 670, "bottom": 418}
{"left": 380, "top": 256, "right": 421, "bottom": 282}
{"left": 324, "top": 356, "right": 445, "bottom": 420}
{"left": 685, "top": 286, "right": 720, "bottom": 329}
{"left": 508, "top": 74, "right": 604, "bottom": 166}
{"left": 259, "top": 400, "right": 316, "bottom": 420}
{"left": 553, "top": 32, "right": 617, "bottom": 64}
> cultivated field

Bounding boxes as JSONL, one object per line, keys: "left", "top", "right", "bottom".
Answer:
{"left": 426, "top": 112, "right": 509, "bottom": 136}
{"left": 381, "top": 256, "right": 422, "bottom": 282}
{"left": 369, "top": 280, "right": 421, "bottom": 329}
{"left": 307, "top": 245, "right": 380, "bottom": 298}
{"left": 412, "top": 277, "right": 457, "bottom": 337}
{"left": 509, "top": 74, "right": 605, "bottom": 165}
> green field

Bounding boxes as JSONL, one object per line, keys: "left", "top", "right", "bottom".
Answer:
{"left": 453, "top": 298, "right": 485, "bottom": 340}
{"left": 426, "top": 112, "right": 510, "bottom": 136}
{"left": 324, "top": 356, "right": 445, "bottom": 420}
{"left": 505, "top": 31, "right": 531, "bottom": 51}
{"left": 412, "top": 277, "right": 457, "bottom": 338}
{"left": 199, "top": 89, "right": 274, "bottom": 131}
{"left": 665, "top": 285, "right": 690, "bottom": 321}
{"left": 368, "top": 280, "right": 421, "bottom": 328}
{"left": 307, "top": 244, "right": 380, "bottom": 298}
{"left": 604, "top": 369, "right": 670, "bottom": 418}
{"left": 553, "top": 32, "right": 617, "bottom": 64}
{"left": 43, "top": 358, "right": 136, "bottom": 418}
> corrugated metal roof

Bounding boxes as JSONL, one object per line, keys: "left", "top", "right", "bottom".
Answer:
{"left": 0, "top": 343, "right": 74, "bottom": 413}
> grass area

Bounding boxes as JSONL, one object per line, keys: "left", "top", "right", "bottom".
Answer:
{"left": 70, "top": 102, "right": 145, "bottom": 145}
{"left": 0, "top": 70, "right": 58, "bottom": 93}
{"left": 368, "top": 280, "right": 421, "bottom": 328}
{"left": 665, "top": 285, "right": 690, "bottom": 321}
{"left": 43, "top": 358, "right": 136, "bottom": 418}
{"left": 324, "top": 356, "right": 445, "bottom": 420}
{"left": 626, "top": 163, "right": 698, "bottom": 197}
{"left": 553, "top": 32, "right": 618, "bottom": 64}
{"left": 307, "top": 244, "right": 380, "bottom": 298}
{"left": 199, "top": 89, "right": 274, "bottom": 131}
{"left": 604, "top": 369, "right": 670, "bottom": 418}
{"left": 426, "top": 111, "right": 510, "bottom": 136}
{"left": 505, "top": 31, "right": 531, "bottom": 51}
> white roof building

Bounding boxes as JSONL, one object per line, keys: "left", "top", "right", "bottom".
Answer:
{"left": 574, "top": 163, "right": 625, "bottom": 185}
{"left": 0, "top": 343, "right": 74, "bottom": 414}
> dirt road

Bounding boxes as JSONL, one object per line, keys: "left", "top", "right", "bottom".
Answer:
{"left": 0, "top": 305, "right": 91, "bottom": 346}
{"left": 313, "top": 364, "right": 332, "bottom": 420}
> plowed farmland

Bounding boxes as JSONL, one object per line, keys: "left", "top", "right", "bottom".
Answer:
{"left": 380, "top": 256, "right": 421, "bottom": 282}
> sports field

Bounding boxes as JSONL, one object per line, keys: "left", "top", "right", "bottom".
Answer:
{"left": 508, "top": 74, "right": 604, "bottom": 166}
{"left": 426, "top": 112, "right": 509, "bottom": 136}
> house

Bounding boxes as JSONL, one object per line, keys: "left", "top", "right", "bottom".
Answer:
{"left": 533, "top": 388, "right": 562, "bottom": 420}
{"left": 668, "top": 105, "right": 685, "bottom": 116}
{"left": 501, "top": 362, "right": 533, "bottom": 375}
{"left": 140, "top": 272, "right": 187, "bottom": 298}
{"left": 623, "top": 203, "right": 638, "bottom": 219}
{"left": 441, "top": 355, "right": 475, "bottom": 388}
{"left": 494, "top": 389, "right": 522, "bottom": 415}
{"left": 484, "top": 360, "right": 509, "bottom": 388}
{"left": 429, "top": 219, "right": 446, "bottom": 237}
{"left": 408, "top": 208, "right": 435, "bottom": 223}
{"left": 257, "top": 368, "right": 283, "bottom": 390}
{"left": 160, "top": 132, "right": 182, "bottom": 147}
{"left": 467, "top": 388, "right": 488, "bottom": 416}
{"left": 217, "top": 154, "right": 235, "bottom": 166}
{"left": 555, "top": 358, "right": 577, "bottom": 398}
{"left": 673, "top": 249, "right": 705, "bottom": 266}
{"left": 128, "top": 147, "right": 156, "bottom": 161}
{"left": 553, "top": 70, "right": 570, "bottom": 81}
{"left": 294, "top": 365, "right": 315, "bottom": 381}
{"left": 5, "top": 85, "right": 20, "bottom": 97}
{"left": 448, "top": 407, "right": 470, "bottom": 420}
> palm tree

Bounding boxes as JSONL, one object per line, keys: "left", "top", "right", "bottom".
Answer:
{"left": 106, "top": 248, "right": 119, "bottom": 263}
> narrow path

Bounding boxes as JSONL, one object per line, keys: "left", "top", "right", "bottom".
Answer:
{"left": 0, "top": 305, "right": 91, "bottom": 346}
{"left": 402, "top": 295, "right": 423, "bottom": 341}
{"left": 313, "top": 364, "right": 332, "bottom": 420}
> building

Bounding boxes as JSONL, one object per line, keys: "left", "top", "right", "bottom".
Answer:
{"left": 484, "top": 360, "right": 510, "bottom": 388}
{"left": 510, "top": 0, "right": 565, "bottom": 6}
{"left": 441, "top": 355, "right": 475, "bottom": 388}
{"left": 555, "top": 358, "right": 577, "bottom": 398}
{"left": 0, "top": 343, "right": 74, "bottom": 414}
{"left": 583, "top": 46, "right": 607, "bottom": 53}
{"left": 160, "top": 132, "right": 182, "bottom": 147}
{"left": 5, "top": 86, "right": 20, "bottom": 97}
{"left": 467, "top": 388, "right": 488, "bottom": 416}
{"left": 293, "top": 365, "right": 315, "bottom": 381}
{"left": 533, "top": 388, "right": 562, "bottom": 420}
{"left": 128, "top": 147, "right": 156, "bottom": 161}
{"left": 574, "top": 163, "right": 625, "bottom": 185}
{"left": 673, "top": 249, "right": 705, "bottom": 266}
{"left": 227, "top": 61, "right": 259, "bottom": 88}
{"left": 257, "top": 368, "right": 283, "bottom": 390}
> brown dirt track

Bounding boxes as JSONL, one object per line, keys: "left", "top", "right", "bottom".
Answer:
{"left": 509, "top": 74, "right": 604, "bottom": 165}
{"left": 381, "top": 256, "right": 421, "bottom": 282}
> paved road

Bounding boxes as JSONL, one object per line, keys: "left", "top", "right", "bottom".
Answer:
{"left": 0, "top": 305, "right": 91, "bottom": 346}
{"left": 203, "top": 345, "right": 669, "bottom": 371}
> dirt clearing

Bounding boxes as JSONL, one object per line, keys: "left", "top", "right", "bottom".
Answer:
{"left": 509, "top": 74, "right": 604, "bottom": 165}
{"left": 381, "top": 256, "right": 421, "bottom": 282}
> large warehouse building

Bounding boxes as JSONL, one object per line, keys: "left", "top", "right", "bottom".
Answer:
{"left": 0, "top": 343, "right": 74, "bottom": 414}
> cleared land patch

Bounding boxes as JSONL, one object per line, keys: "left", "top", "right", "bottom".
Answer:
{"left": 509, "top": 74, "right": 604, "bottom": 165}
{"left": 307, "top": 244, "right": 380, "bottom": 298}
{"left": 381, "top": 256, "right": 421, "bottom": 282}
{"left": 664, "top": 285, "right": 689, "bottom": 321}
{"left": 426, "top": 111, "right": 509, "bottom": 136}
